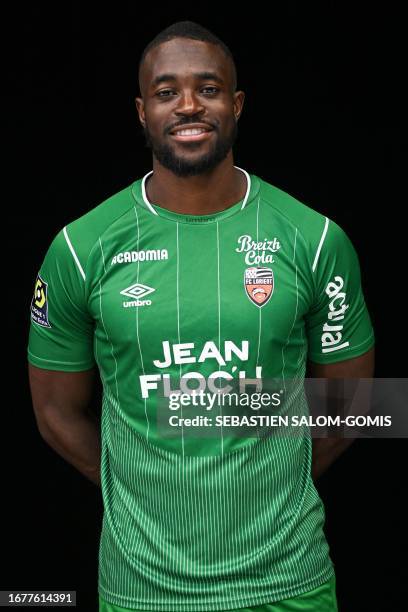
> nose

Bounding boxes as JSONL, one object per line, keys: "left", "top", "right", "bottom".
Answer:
{"left": 174, "top": 90, "right": 205, "bottom": 116}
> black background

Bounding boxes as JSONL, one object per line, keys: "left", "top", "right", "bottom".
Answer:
{"left": 3, "top": 3, "right": 407, "bottom": 611}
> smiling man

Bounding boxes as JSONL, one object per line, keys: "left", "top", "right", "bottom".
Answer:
{"left": 139, "top": 42, "right": 240, "bottom": 182}
{"left": 27, "top": 20, "right": 374, "bottom": 612}
{"left": 136, "top": 27, "right": 245, "bottom": 212}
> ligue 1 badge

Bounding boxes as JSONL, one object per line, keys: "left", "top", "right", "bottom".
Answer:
{"left": 244, "top": 267, "right": 274, "bottom": 307}
{"left": 30, "top": 273, "right": 52, "bottom": 327}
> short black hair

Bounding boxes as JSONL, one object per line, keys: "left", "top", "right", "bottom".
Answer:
{"left": 138, "top": 20, "right": 237, "bottom": 94}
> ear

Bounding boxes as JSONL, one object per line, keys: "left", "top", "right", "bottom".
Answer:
{"left": 233, "top": 90, "right": 245, "bottom": 122}
{"left": 135, "top": 97, "right": 146, "bottom": 128}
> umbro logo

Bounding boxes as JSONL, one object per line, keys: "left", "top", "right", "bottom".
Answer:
{"left": 120, "top": 283, "right": 155, "bottom": 299}
{"left": 120, "top": 283, "right": 155, "bottom": 307}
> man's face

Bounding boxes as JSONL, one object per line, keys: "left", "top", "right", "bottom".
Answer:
{"left": 135, "top": 38, "right": 245, "bottom": 177}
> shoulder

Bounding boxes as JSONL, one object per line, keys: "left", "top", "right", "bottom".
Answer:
{"left": 48, "top": 182, "right": 136, "bottom": 272}
{"left": 257, "top": 176, "right": 352, "bottom": 258}
{"left": 64, "top": 183, "right": 135, "bottom": 254}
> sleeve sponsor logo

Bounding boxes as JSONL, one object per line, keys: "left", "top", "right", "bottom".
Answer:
{"left": 321, "top": 275, "right": 349, "bottom": 353}
{"left": 30, "top": 274, "right": 51, "bottom": 328}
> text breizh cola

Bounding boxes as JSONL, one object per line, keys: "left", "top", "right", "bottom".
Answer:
{"left": 235, "top": 234, "right": 281, "bottom": 265}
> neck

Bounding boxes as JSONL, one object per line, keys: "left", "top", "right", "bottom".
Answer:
{"left": 145, "top": 157, "right": 247, "bottom": 215}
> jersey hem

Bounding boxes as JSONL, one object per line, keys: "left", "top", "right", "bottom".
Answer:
{"left": 307, "top": 332, "right": 374, "bottom": 365}
{"left": 27, "top": 350, "right": 95, "bottom": 372}
{"left": 98, "top": 564, "right": 335, "bottom": 611}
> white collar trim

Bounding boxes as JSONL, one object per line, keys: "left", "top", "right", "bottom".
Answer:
{"left": 140, "top": 166, "right": 251, "bottom": 215}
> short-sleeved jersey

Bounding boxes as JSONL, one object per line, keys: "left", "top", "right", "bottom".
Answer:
{"left": 28, "top": 167, "right": 374, "bottom": 611}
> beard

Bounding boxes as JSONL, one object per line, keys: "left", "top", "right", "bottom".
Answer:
{"left": 142, "top": 120, "right": 238, "bottom": 177}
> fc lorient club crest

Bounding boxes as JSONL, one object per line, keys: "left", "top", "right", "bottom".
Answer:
{"left": 244, "top": 267, "right": 274, "bottom": 307}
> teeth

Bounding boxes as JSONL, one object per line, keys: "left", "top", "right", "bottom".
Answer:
{"left": 175, "top": 128, "right": 206, "bottom": 136}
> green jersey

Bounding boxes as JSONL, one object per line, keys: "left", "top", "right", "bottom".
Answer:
{"left": 28, "top": 167, "right": 374, "bottom": 611}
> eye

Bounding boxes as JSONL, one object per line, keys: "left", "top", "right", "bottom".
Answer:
{"left": 201, "top": 87, "right": 218, "bottom": 94}
{"left": 156, "top": 87, "right": 219, "bottom": 98}
{"left": 156, "top": 90, "right": 175, "bottom": 97}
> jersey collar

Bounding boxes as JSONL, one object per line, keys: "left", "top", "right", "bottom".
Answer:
{"left": 140, "top": 166, "right": 252, "bottom": 217}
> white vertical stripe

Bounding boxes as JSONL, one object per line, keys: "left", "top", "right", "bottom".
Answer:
{"left": 255, "top": 195, "right": 262, "bottom": 368}
{"left": 133, "top": 205, "right": 149, "bottom": 440}
{"left": 312, "top": 217, "right": 329, "bottom": 272}
{"left": 216, "top": 221, "right": 224, "bottom": 457}
{"left": 176, "top": 222, "right": 185, "bottom": 457}
{"left": 255, "top": 196, "right": 262, "bottom": 441}
{"left": 63, "top": 226, "right": 85, "bottom": 280}
{"left": 297, "top": 326, "right": 306, "bottom": 369}
{"left": 216, "top": 223, "right": 221, "bottom": 353}
{"left": 98, "top": 238, "right": 120, "bottom": 403}
{"left": 256, "top": 309, "right": 262, "bottom": 368}
{"left": 281, "top": 228, "right": 299, "bottom": 393}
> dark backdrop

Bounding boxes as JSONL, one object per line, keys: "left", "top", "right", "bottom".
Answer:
{"left": 3, "top": 3, "right": 406, "bottom": 611}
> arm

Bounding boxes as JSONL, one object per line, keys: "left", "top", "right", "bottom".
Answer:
{"left": 308, "top": 346, "right": 375, "bottom": 481}
{"left": 28, "top": 363, "right": 101, "bottom": 487}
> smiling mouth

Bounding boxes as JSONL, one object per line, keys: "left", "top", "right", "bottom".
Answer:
{"left": 170, "top": 128, "right": 214, "bottom": 142}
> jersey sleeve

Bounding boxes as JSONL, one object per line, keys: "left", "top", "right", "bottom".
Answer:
{"left": 27, "top": 228, "right": 96, "bottom": 371}
{"left": 305, "top": 219, "right": 375, "bottom": 364}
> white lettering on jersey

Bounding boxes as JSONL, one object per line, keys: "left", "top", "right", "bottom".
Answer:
{"left": 321, "top": 275, "right": 350, "bottom": 353}
{"left": 123, "top": 299, "right": 152, "bottom": 307}
{"left": 140, "top": 341, "right": 258, "bottom": 399}
{"left": 235, "top": 235, "right": 281, "bottom": 265}
{"left": 153, "top": 340, "right": 249, "bottom": 368}
{"left": 120, "top": 282, "right": 155, "bottom": 307}
{"left": 111, "top": 249, "right": 168, "bottom": 265}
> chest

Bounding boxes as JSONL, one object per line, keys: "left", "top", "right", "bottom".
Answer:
{"left": 87, "top": 222, "right": 312, "bottom": 369}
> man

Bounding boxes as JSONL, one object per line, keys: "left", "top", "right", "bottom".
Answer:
{"left": 27, "top": 20, "right": 374, "bottom": 612}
